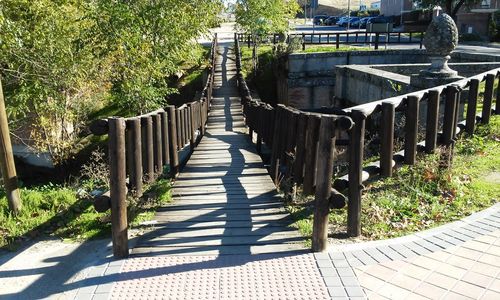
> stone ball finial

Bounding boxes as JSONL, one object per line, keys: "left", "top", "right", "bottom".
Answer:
{"left": 423, "top": 11, "right": 458, "bottom": 57}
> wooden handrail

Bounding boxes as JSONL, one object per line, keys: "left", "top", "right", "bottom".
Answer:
{"left": 234, "top": 34, "right": 500, "bottom": 251}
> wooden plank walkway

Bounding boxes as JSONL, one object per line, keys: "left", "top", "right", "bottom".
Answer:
{"left": 132, "top": 44, "right": 306, "bottom": 256}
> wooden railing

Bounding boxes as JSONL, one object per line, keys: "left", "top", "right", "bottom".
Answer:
{"left": 237, "top": 31, "right": 424, "bottom": 50}
{"left": 235, "top": 34, "right": 500, "bottom": 251}
{"left": 90, "top": 35, "right": 217, "bottom": 258}
{"left": 235, "top": 35, "right": 354, "bottom": 251}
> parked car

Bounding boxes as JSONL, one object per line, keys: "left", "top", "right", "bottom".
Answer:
{"left": 349, "top": 17, "right": 361, "bottom": 27}
{"left": 324, "top": 16, "right": 339, "bottom": 26}
{"left": 336, "top": 17, "right": 350, "bottom": 27}
{"left": 313, "top": 15, "right": 328, "bottom": 25}
{"left": 367, "top": 16, "right": 391, "bottom": 24}
{"left": 359, "top": 17, "right": 376, "bottom": 28}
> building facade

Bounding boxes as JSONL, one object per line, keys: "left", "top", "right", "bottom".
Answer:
{"left": 380, "top": 0, "right": 413, "bottom": 16}
{"left": 456, "top": 0, "right": 500, "bottom": 37}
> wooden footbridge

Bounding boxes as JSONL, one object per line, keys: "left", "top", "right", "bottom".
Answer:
{"left": 132, "top": 44, "right": 306, "bottom": 256}
{"left": 92, "top": 35, "right": 500, "bottom": 258}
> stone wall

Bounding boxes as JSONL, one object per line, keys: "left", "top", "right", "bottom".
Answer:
{"left": 334, "top": 65, "right": 412, "bottom": 105}
{"left": 281, "top": 49, "right": 500, "bottom": 109}
{"left": 282, "top": 49, "right": 428, "bottom": 109}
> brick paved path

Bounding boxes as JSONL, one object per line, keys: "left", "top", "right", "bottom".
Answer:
{"left": 72, "top": 40, "right": 500, "bottom": 300}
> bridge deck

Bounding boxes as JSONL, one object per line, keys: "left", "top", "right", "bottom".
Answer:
{"left": 132, "top": 44, "right": 306, "bottom": 256}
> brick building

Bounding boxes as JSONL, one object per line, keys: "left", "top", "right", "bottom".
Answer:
{"left": 456, "top": 0, "right": 500, "bottom": 37}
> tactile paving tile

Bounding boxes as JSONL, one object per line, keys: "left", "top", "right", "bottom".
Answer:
{"left": 110, "top": 254, "right": 329, "bottom": 300}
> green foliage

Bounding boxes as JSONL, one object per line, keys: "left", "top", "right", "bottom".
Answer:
{"left": 289, "top": 115, "right": 499, "bottom": 241}
{"left": 0, "top": 184, "right": 111, "bottom": 249}
{"left": 459, "top": 33, "right": 484, "bottom": 42}
{"left": 235, "top": 0, "right": 300, "bottom": 35}
{"left": 0, "top": 0, "right": 222, "bottom": 164}
{"left": 240, "top": 45, "right": 276, "bottom": 103}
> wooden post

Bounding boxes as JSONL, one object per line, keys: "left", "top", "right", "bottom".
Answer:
{"left": 496, "top": 74, "right": 500, "bottom": 115}
{"left": 175, "top": 108, "right": 182, "bottom": 150}
{"left": 303, "top": 114, "right": 321, "bottom": 195}
{"left": 442, "top": 86, "right": 459, "bottom": 168}
{"left": 167, "top": 106, "right": 179, "bottom": 177}
{"left": 141, "top": 116, "right": 154, "bottom": 183}
{"left": 184, "top": 108, "right": 190, "bottom": 145}
{"left": 404, "top": 96, "right": 420, "bottom": 165}
{"left": 152, "top": 114, "right": 163, "bottom": 175}
{"left": 293, "top": 113, "right": 309, "bottom": 185}
{"left": 270, "top": 106, "right": 284, "bottom": 184}
{"left": 347, "top": 110, "right": 366, "bottom": 237}
{"left": 0, "top": 78, "right": 21, "bottom": 213}
{"left": 466, "top": 79, "right": 479, "bottom": 135}
{"left": 160, "top": 111, "right": 170, "bottom": 166}
{"left": 108, "top": 117, "right": 128, "bottom": 258}
{"left": 126, "top": 118, "right": 142, "bottom": 196}
{"left": 312, "top": 116, "right": 337, "bottom": 252}
{"left": 482, "top": 74, "right": 495, "bottom": 124}
{"left": 380, "top": 102, "right": 395, "bottom": 177}
{"left": 426, "top": 90, "right": 440, "bottom": 152}
{"left": 188, "top": 105, "right": 195, "bottom": 151}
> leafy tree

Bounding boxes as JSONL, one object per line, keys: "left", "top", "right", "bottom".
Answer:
{"left": 89, "top": 0, "right": 223, "bottom": 113}
{"left": 0, "top": 0, "right": 222, "bottom": 164}
{"left": 413, "top": 0, "right": 479, "bottom": 20}
{"left": 235, "top": 0, "right": 300, "bottom": 36}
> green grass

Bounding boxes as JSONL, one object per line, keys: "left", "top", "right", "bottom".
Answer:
{"left": 289, "top": 115, "right": 500, "bottom": 241}
{"left": 0, "top": 177, "right": 172, "bottom": 250}
{"left": 239, "top": 45, "right": 277, "bottom": 104}
{"left": 0, "top": 185, "right": 110, "bottom": 250}
{"left": 299, "top": 45, "right": 371, "bottom": 53}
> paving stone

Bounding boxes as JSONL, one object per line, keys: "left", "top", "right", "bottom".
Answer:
{"left": 314, "top": 253, "right": 330, "bottom": 260}
{"left": 488, "top": 278, "right": 500, "bottom": 293}
{"left": 441, "top": 291, "right": 473, "bottom": 300}
{"left": 323, "top": 276, "right": 342, "bottom": 287}
{"left": 74, "top": 293, "right": 94, "bottom": 300}
{"left": 320, "top": 267, "right": 337, "bottom": 277}
{"left": 469, "top": 261, "right": 500, "bottom": 277}
{"left": 413, "top": 282, "right": 447, "bottom": 299}
{"left": 380, "top": 245, "right": 407, "bottom": 261}
{"left": 481, "top": 290, "right": 500, "bottom": 300}
{"left": 445, "top": 254, "right": 476, "bottom": 269}
{"left": 424, "top": 272, "right": 457, "bottom": 290}
{"left": 340, "top": 276, "right": 361, "bottom": 287}
{"left": 461, "top": 271, "right": 493, "bottom": 288}
{"left": 451, "top": 280, "right": 487, "bottom": 299}
{"left": 365, "top": 265, "right": 397, "bottom": 280}
{"left": 95, "top": 283, "right": 114, "bottom": 294}
{"left": 103, "top": 266, "right": 121, "bottom": 276}
{"left": 345, "top": 286, "right": 365, "bottom": 297}
{"left": 329, "top": 252, "right": 345, "bottom": 260}
{"left": 77, "top": 285, "right": 98, "bottom": 294}
{"left": 377, "top": 284, "right": 410, "bottom": 299}
{"left": 332, "top": 259, "right": 350, "bottom": 268}
{"left": 401, "top": 263, "right": 432, "bottom": 279}
{"left": 92, "top": 294, "right": 110, "bottom": 300}
{"left": 390, "top": 273, "right": 421, "bottom": 291}
{"left": 336, "top": 267, "right": 356, "bottom": 277}
{"left": 416, "top": 239, "right": 444, "bottom": 252}
{"left": 356, "top": 272, "right": 386, "bottom": 292}
{"left": 405, "top": 242, "right": 432, "bottom": 256}
{"left": 389, "top": 244, "right": 417, "bottom": 259}
{"left": 328, "top": 287, "right": 347, "bottom": 297}
{"left": 424, "top": 236, "right": 453, "bottom": 249}
{"left": 316, "top": 259, "right": 333, "bottom": 268}
{"left": 348, "top": 259, "right": 364, "bottom": 267}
